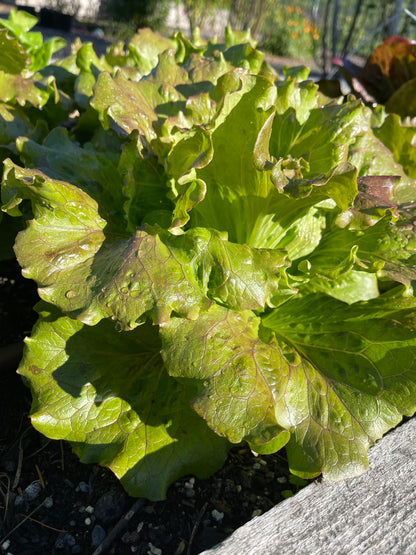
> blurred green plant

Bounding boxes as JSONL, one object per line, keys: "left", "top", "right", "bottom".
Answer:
{"left": 105, "top": 0, "right": 170, "bottom": 32}
{"left": 95, "top": 19, "right": 137, "bottom": 42}
{"left": 181, "top": 0, "right": 230, "bottom": 35}
{"left": 228, "top": 0, "right": 270, "bottom": 37}
{"left": 260, "top": 4, "right": 319, "bottom": 60}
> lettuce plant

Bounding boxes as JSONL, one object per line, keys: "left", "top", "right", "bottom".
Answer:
{"left": 1, "top": 15, "right": 416, "bottom": 500}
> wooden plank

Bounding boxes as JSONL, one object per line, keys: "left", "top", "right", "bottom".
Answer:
{"left": 201, "top": 417, "right": 416, "bottom": 554}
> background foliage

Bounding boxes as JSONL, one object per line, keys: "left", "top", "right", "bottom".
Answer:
{"left": 93, "top": 0, "right": 416, "bottom": 72}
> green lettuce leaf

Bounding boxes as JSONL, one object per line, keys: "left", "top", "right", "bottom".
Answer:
{"left": 0, "top": 72, "right": 58, "bottom": 107}
{"left": 264, "top": 97, "right": 365, "bottom": 180}
{"left": 294, "top": 213, "right": 415, "bottom": 291}
{"left": 373, "top": 114, "right": 416, "bottom": 179}
{"left": 19, "top": 302, "right": 230, "bottom": 500}
{"left": 0, "top": 28, "right": 28, "bottom": 74}
{"left": 2, "top": 161, "right": 287, "bottom": 327}
{"left": 0, "top": 102, "right": 36, "bottom": 146}
{"left": 117, "top": 133, "right": 173, "bottom": 230}
{"left": 348, "top": 126, "right": 410, "bottom": 182}
{"left": 261, "top": 290, "right": 416, "bottom": 479}
{"left": 385, "top": 78, "right": 416, "bottom": 118}
{"left": 161, "top": 290, "right": 416, "bottom": 480}
{"left": 16, "top": 127, "right": 126, "bottom": 222}
{"left": 179, "top": 77, "right": 360, "bottom": 250}
{"left": 91, "top": 48, "right": 229, "bottom": 143}
{"left": 161, "top": 304, "right": 291, "bottom": 454}
{"left": 127, "top": 28, "right": 176, "bottom": 73}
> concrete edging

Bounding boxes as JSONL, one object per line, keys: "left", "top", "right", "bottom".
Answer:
{"left": 201, "top": 417, "right": 416, "bottom": 554}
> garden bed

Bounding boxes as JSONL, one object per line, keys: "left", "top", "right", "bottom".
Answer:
{"left": 202, "top": 415, "right": 416, "bottom": 554}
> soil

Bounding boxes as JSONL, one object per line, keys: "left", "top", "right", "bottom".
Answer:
{"left": 0, "top": 258, "right": 304, "bottom": 555}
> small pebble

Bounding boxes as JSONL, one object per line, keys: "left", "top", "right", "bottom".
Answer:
{"left": 55, "top": 534, "right": 76, "bottom": 548}
{"left": 128, "top": 531, "right": 140, "bottom": 542}
{"left": 55, "top": 535, "right": 66, "bottom": 549}
{"left": 253, "top": 462, "right": 261, "bottom": 470}
{"left": 44, "top": 497, "right": 53, "bottom": 509}
{"left": 277, "top": 476, "right": 287, "bottom": 483}
{"left": 69, "top": 520, "right": 76, "bottom": 527}
{"left": 85, "top": 505, "right": 94, "bottom": 514}
{"left": 91, "top": 525, "right": 106, "bottom": 548}
{"left": 211, "top": 509, "right": 224, "bottom": 522}
{"left": 66, "top": 535, "right": 76, "bottom": 547}
{"left": 24, "top": 481, "right": 42, "bottom": 501}
{"left": 78, "top": 481, "right": 90, "bottom": 493}
{"left": 251, "top": 509, "right": 262, "bottom": 518}
{"left": 95, "top": 490, "right": 126, "bottom": 525}
{"left": 1, "top": 540, "right": 10, "bottom": 550}
{"left": 236, "top": 485, "right": 242, "bottom": 492}
{"left": 184, "top": 477, "right": 195, "bottom": 488}
{"left": 85, "top": 517, "right": 92, "bottom": 526}
{"left": 122, "top": 531, "right": 139, "bottom": 544}
{"left": 148, "top": 544, "right": 162, "bottom": 555}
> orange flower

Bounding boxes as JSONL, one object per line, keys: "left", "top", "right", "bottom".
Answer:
{"left": 287, "top": 6, "right": 294, "bottom": 12}
{"left": 291, "top": 32, "right": 298, "bottom": 39}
